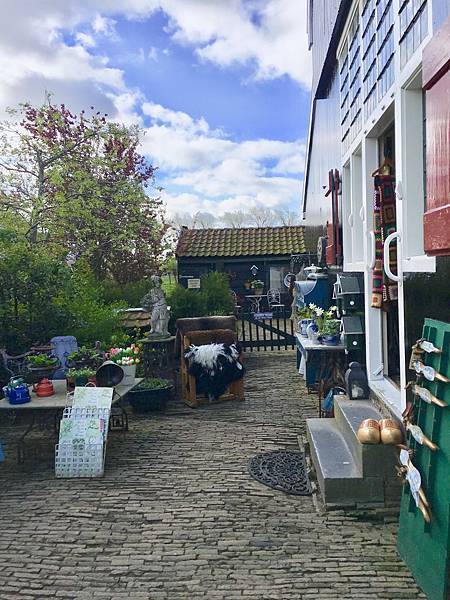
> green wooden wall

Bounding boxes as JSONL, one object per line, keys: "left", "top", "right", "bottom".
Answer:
{"left": 397, "top": 318, "right": 450, "bottom": 600}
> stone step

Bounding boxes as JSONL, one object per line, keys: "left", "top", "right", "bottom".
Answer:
{"left": 333, "top": 398, "right": 399, "bottom": 478}
{"left": 307, "top": 417, "right": 384, "bottom": 506}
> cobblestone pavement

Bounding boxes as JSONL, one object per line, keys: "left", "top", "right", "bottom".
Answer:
{"left": 0, "top": 352, "right": 426, "bottom": 600}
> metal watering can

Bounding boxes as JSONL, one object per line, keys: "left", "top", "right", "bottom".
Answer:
{"left": 2, "top": 377, "right": 31, "bottom": 405}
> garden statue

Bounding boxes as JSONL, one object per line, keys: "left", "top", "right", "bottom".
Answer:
{"left": 141, "top": 275, "right": 170, "bottom": 337}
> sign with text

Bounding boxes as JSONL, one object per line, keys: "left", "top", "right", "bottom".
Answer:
{"left": 254, "top": 312, "right": 273, "bottom": 320}
{"left": 187, "top": 278, "right": 201, "bottom": 289}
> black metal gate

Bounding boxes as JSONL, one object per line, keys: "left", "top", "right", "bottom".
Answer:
{"left": 239, "top": 310, "right": 295, "bottom": 351}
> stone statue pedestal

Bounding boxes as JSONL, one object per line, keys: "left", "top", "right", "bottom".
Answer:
{"left": 140, "top": 335, "right": 176, "bottom": 379}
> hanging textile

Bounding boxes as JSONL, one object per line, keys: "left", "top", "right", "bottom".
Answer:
{"left": 371, "top": 174, "right": 398, "bottom": 310}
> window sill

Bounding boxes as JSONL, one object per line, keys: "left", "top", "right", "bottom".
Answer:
{"left": 369, "top": 378, "right": 403, "bottom": 419}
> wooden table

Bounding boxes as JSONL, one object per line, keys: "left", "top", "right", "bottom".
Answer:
{"left": 295, "top": 333, "right": 346, "bottom": 416}
{"left": 0, "top": 379, "right": 142, "bottom": 462}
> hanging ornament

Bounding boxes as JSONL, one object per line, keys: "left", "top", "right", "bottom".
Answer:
{"left": 398, "top": 449, "right": 431, "bottom": 522}
{"left": 416, "top": 339, "right": 442, "bottom": 354}
{"left": 413, "top": 360, "right": 450, "bottom": 383}
{"left": 406, "top": 423, "right": 439, "bottom": 451}
{"left": 408, "top": 383, "right": 447, "bottom": 408}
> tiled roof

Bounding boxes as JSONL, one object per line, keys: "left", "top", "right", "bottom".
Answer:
{"left": 176, "top": 226, "right": 310, "bottom": 258}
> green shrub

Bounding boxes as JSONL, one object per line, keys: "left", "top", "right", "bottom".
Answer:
{"left": 200, "top": 272, "right": 234, "bottom": 316}
{"left": 101, "top": 278, "right": 151, "bottom": 307}
{"left": 168, "top": 285, "right": 207, "bottom": 323}
{"left": 57, "top": 261, "right": 125, "bottom": 346}
{"left": 167, "top": 272, "right": 234, "bottom": 324}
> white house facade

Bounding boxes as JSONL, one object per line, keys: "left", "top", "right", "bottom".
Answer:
{"left": 303, "top": 0, "right": 450, "bottom": 418}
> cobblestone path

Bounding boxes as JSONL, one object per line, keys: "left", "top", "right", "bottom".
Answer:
{"left": 0, "top": 352, "right": 425, "bottom": 599}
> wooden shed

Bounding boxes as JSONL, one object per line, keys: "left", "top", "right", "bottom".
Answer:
{"left": 176, "top": 225, "right": 317, "bottom": 303}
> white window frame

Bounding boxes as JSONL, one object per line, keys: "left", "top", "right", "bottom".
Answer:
{"left": 338, "top": 0, "right": 437, "bottom": 417}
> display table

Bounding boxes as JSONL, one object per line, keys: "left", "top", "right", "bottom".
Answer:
{"left": 295, "top": 333, "right": 345, "bottom": 416}
{"left": 0, "top": 378, "right": 142, "bottom": 462}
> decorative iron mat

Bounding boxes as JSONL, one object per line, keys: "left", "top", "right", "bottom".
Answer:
{"left": 248, "top": 450, "right": 312, "bottom": 496}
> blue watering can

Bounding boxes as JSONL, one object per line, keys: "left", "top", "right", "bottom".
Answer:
{"left": 2, "top": 377, "right": 31, "bottom": 405}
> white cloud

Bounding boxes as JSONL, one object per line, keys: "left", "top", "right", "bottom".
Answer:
{"left": 92, "top": 14, "right": 118, "bottom": 40}
{"left": 75, "top": 32, "right": 96, "bottom": 48}
{"left": 140, "top": 102, "right": 304, "bottom": 216}
{"left": 0, "top": 0, "right": 307, "bottom": 218}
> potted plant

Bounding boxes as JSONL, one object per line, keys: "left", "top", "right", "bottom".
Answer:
{"left": 250, "top": 280, "right": 264, "bottom": 296}
{"left": 26, "top": 354, "right": 59, "bottom": 383}
{"left": 127, "top": 377, "right": 173, "bottom": 413}
{"left": 243, "top": 280, "right": 252, "bottom": 291}
{"left": 315, "top": 306, "right": 341, "bottom": 345}
{"left": 67, "top": 346, "right": 103, "bottom": 370}
{"left": 107, "top": 344, "right": 141, "bottom": 385}
{"left": 66, "top": 368, "right": 97, "bottom": 391}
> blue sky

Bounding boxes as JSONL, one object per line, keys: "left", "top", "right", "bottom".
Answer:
{"left": 0, "top": 0, "right": 311, "bottom": 222}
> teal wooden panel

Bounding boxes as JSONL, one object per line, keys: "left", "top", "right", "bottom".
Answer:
{"left": 397, "top": 318, "right": 450, "bottom": 600}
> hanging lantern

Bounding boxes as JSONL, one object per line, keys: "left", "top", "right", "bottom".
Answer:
{"left": 345, "top": 362, "right": 369, "bottom": 400}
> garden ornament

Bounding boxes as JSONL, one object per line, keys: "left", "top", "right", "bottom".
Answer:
{"left": 141, "top": 275, "right": 170, "bottom": 337}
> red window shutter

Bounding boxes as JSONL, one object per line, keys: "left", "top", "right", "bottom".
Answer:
{"left": 423, "top": 16, "right": 450, "bottom": 256}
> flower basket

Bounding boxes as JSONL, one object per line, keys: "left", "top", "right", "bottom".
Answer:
{"left": 107, "top": 344, "right": 141, "bottom": 385}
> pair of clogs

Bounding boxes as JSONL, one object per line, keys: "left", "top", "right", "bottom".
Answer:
{"left": 357, "top": 418, "right": 403, "bottom": 445}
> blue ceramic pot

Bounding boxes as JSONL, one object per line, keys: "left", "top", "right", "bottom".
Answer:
{"left": 321, "top": 334, "right": 340, "bottom": 346}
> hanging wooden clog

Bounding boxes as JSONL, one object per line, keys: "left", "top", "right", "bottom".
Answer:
{"left": 413, "top": 360, "right": 450, "bottom": 383}
{"left": 406, "top": 423, "right": 439, "bottom": 451}
{"left": 416, "top": 339, "right": 442, "bottom": 354}
{"left": 408, "top": 383, "right": 447, "bottom": 408}
{"left": 398, "top": 449, "right": 431, "bottom": 523}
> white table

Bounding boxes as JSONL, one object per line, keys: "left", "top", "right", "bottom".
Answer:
{"left": 0, "top": 379, "right": 142, "bottom": 462}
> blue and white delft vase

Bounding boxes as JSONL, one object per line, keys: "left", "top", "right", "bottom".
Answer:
{"left": 306, "top": 320, "right": 319, "bottom": 342}
{"left": 300, "top": 318, "right": 313, "bottom": 337}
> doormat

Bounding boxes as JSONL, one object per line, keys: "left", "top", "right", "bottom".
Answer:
{"left": 248, "top": 450, "right": 312, "bottom": 496}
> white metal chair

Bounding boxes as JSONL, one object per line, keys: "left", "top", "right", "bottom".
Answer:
{"left": 267, "top": 289, "right": 285, "bottom": 312}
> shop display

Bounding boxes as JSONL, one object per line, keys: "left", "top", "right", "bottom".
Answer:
{"left": 55, "top": 387, "right": 113, "bottom": 478}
